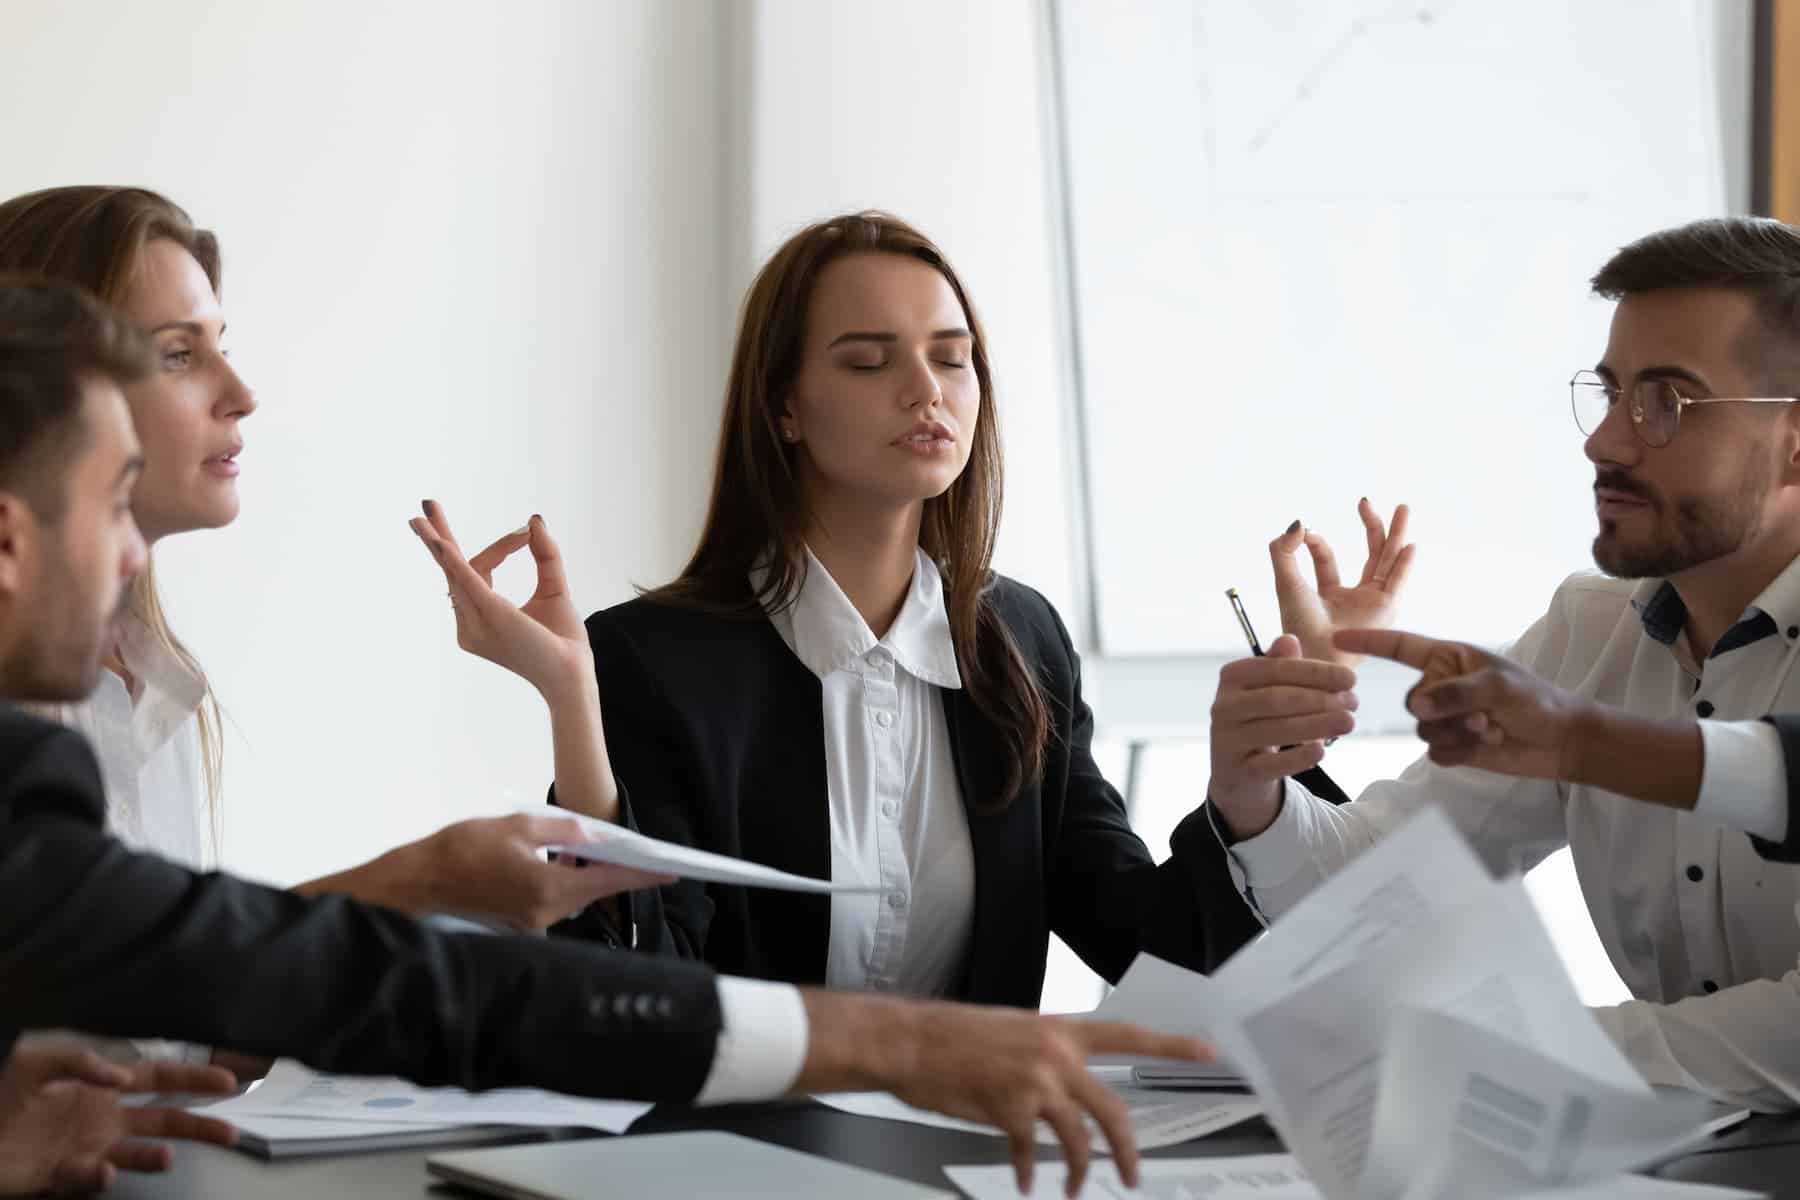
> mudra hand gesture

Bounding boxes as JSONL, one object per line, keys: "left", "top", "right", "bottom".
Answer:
{"left": 1269, "top": 497, "right": 1416, "bottom": 667}
{"left": 408, "top": 499, "right": 590, "bottom": 697}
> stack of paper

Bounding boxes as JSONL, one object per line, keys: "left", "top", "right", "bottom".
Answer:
{"left": 196, "top": 1060, "right": 652, "bottom": 1159}
{"left": 1007, "top": 809, "right": 1759, "bottom": 1200}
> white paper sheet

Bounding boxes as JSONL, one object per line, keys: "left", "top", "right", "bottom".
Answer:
{"left": 942, "top": 1158, "right": 1760, "bottom": 1200}
{"left": 1526, "top": 1180, "right": 1763, "bottom": 1199}
{"left": 539, "top": 806, "right": 886, "bottom": 893}
{"left": 1361, "top": 1008, "right": 1709, "bottom": 1200}
{"left": 1217, "top": 807, "right": 1499, "bottom": 1003}
{"left": 945, "top": 1154, "right": 1321, "bottom": 1200}
{"left": 1231, "top": 879, "right": 1653, "bottom": 1199}
{"left": 1084, "top": 953, "right": 1243, "bottom": 1082}
{"left": 206, "top": 1060, "right": 650, "bottom": 1133}
{"left": 816, "top": 1084, "right": 1263, "bottom": 1152}
{"left": 1169, "top": 808, "right": 1725, "bottom": 1200}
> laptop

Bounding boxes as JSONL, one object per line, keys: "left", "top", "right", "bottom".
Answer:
{"left": 426, "top": 1131, "right": 954, "bottom": 1199}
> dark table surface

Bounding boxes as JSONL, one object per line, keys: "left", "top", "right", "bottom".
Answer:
{"left": 104, "top": 1101, "right": 1800, "bottom": 1198}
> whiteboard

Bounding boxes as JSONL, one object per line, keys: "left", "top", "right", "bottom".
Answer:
{"left": 1053, "top": 0, "right": 1728, "bottom": 653}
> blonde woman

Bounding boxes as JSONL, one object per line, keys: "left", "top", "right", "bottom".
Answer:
{"left": 0, "top": 187, "right": 667, "bottom": 1068}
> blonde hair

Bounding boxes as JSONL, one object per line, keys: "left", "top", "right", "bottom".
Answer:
{"left": 0, "top": 186, "right": 227, "bottom": 849}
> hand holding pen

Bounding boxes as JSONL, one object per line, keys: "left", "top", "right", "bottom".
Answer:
{"left": 1205, "top": 589, "right": 1358, "bottom": 841}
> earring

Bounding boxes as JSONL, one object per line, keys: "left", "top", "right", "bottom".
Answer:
{"left": 782, "top": 428, "right": 798, "bottom": 442}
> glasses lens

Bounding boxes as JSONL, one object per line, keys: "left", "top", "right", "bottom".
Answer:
{"left": 1634, "top": 380, "right": 1680, "bottom": 447}
{"left": 1571, "top": 375, "right": 1613, "bottom": 435}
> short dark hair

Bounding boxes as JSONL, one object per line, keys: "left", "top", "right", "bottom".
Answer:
{"left": 0, "top": 273, "right": 153, "bottom": 521}
{"left": 1592, "top": 218, "right": 1800, "bottom": 383}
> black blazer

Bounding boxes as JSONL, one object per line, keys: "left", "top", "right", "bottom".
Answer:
{"left": 0, "top": 704, "right": 726, "bottom": 1100}
{"left": 556, "top": 574, "right": 1338, "bottom": 1005}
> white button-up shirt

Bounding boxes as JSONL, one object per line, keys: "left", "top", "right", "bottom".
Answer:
{"left": 50, "top": 613, "right": 212, "bottom": 871}
{"left": 1223, "top": 559, "right": 1800, "bottom": 1110}
{"left": 758, "top": 546, "right": 977, "bottom": 997}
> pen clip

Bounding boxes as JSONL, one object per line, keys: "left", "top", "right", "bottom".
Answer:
{"left": 1225, "top": 588, "right": 1264, "bottom": 656}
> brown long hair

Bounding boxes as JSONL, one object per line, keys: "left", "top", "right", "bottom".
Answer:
{"left": 647, "top": 211, "right": 1050, "bottom": 803}
{"left": 0, "top": 186, "right": 226, "bottom": 855}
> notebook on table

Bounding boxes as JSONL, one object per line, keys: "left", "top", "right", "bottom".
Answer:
{"left": 426, "top": 1131, "right": 953, "bottom": 1199}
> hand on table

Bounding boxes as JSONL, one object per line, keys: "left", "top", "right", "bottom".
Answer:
{"left": 799, "top": 993, "right": 1213, "bottom": 1197}
{"left": 0, "top": 1045, "right": 237, "bottom": 1195}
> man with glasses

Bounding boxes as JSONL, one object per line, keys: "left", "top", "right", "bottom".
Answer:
{"left": 1206, "top": 216, "right": 1800, "bottom": 1111}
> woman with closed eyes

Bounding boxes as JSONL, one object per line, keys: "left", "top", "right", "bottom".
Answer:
{"left": 418, "top": 211, "right": 1394, "bottom": 1003}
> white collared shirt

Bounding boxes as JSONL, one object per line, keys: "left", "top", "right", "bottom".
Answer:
{"left": 1220, "top": 559, "right": 1800, "bottom": 1110}
{"left": 51, "top": 614, "right": 212, "bottom": 871}
{"left": 755, "top": 546, "right": 976, "bottom": 997}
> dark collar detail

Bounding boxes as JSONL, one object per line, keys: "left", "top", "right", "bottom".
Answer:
{"left": 1711, "top": 611, "right": 1780, "bottom": 659}
{"left": 1635, "top": 582, "right": 1780, "bottom": 658}
{"left": 1636, "top": 582, "right": 1685, "bottom": 646}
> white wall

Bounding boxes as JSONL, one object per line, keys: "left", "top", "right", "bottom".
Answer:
{"left": 742, "top": 0, "right": 1078, "bottom": 621}
{"left": 0, "top": 1, "right": 733, "bottom": 883}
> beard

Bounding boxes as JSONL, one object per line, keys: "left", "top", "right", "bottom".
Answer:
{"left": 2, "top": 548, "right": 120, "bottom": 704}
{"left": 1591, "top": 448, "right": 1772, "bottom": 579}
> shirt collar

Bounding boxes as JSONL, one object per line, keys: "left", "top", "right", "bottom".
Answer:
{"left": 113, "top": 612, "right": 206, "bottom": 750}
{"left": 1629, "top": 553, "right": 1800, "bottom": 657}
{"left": 762, "top": 546, "right": 963, "bottom": 689}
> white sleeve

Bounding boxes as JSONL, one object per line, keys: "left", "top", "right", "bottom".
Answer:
{"left": 1214, "top": 603, "right": 1576, "bottom": 924}
{"left": 1592, "top": 970, "right": 1800, "bottom": 1112}
{"left": 692, "top": 976, "right": 809, "bottom": 1105}
{"left": 1694, "top": 720, "right": 1789, "bottom": 843}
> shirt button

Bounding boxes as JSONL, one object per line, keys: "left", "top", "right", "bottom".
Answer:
{"left": 867, "top": 649, "right": 890, "bottom": 668}
{"left": 1696, "top": 700, "right": 1715, "bottom": 717}
{"left": 883, "top": 800, "right": 898, "bottom": 819}
{"left": 889, "top": 892, "right": 906, "bottom": 911}
{"left": 876, "top": 710, "right": 895, "bottom": 728}
{"left": 1686, "top": 864, "right": 1705, "bottom": 882}
{"left": 1789, "top": 626, "right": 1799, "bottom": 640}
{"left": 1702, "top": 980, "right": 1719, "bottom": 994}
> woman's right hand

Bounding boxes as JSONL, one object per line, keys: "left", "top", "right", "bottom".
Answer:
{"left": 408, "top": 499, "right": 591, "bottom": 699}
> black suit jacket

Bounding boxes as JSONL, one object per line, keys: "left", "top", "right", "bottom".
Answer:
{"left": 556, "top": 575, "right": 1335, "bottom": 1005}
{"left": 0, "top": 704, "right": 725, "bottom": 1100}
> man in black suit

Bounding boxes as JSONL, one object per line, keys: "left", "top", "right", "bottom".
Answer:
{"left": 0, "top": 275, "right": 1208, "bottom": 1195}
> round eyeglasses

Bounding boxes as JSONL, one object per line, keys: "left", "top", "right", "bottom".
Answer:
{"left": 1571, "top": 369, "right": 1797, "bottom": 448}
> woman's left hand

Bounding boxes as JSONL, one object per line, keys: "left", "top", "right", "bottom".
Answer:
{"left": 409, "top": 500, "right": 590, "bottom": 697}
{"left": 1269, "top": 498, "right": 1415, "bottom": 668}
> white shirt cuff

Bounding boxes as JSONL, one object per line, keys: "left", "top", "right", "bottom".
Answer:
{"left": 693, "top": 976, "right": 809, "bottom": 1105}
{"left": 1226, "top": 776, "right": 1314, "bottom": 889}
{"left": 1695, "top": 720, "right": 1790, "bottom": 843}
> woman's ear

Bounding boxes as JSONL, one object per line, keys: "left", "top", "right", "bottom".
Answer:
{"left": 778, "top": 403, "right": 802, "bottom": 444}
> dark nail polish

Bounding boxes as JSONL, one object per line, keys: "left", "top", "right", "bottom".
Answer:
{"left": 1286, "top": 519, "right": 1301, "bottom": 534}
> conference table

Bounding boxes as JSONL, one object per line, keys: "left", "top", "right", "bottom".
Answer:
{"left": 107, "top": 1099, "right": 1800, "bottom": 1198}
